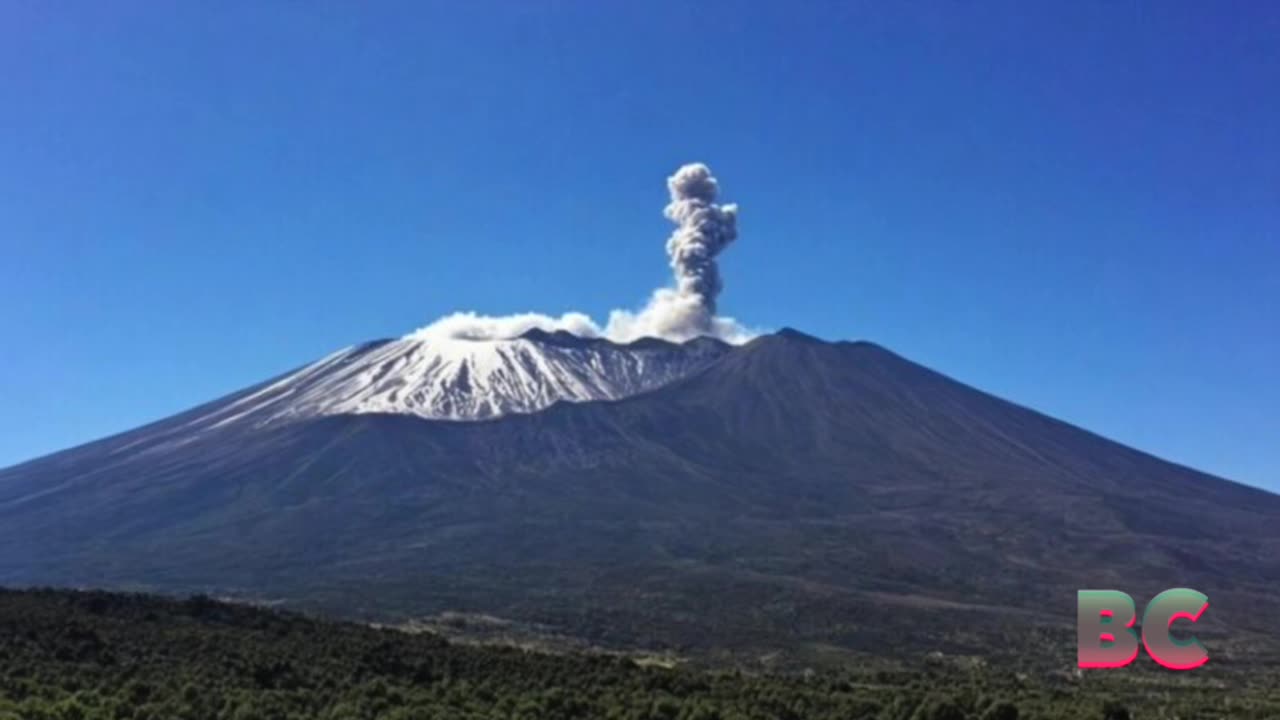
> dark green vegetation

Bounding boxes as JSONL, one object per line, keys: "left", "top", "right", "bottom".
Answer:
{"left": 3, "top": 588, "right": 1277, "bottom": 720}
{"left": 3, "top": 331, "right": 1279, "bottom": 667}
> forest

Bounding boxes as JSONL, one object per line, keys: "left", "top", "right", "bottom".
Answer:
{"left": 1, "top": 588, "right": 1276, "bottom": 720}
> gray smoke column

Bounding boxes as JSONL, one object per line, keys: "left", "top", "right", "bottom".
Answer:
{"left": 410, "top": 162, "right": 754, "bottom": 344}
{"left": 602, "top": 162, "right": 749, "bottom": 342}
{"left": 662, "top": 163, "right": 740, "bottom": 330}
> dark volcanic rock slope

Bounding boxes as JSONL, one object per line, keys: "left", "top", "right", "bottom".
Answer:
{"left": 3, "top": 330, "right": 1278, "bottom": 667}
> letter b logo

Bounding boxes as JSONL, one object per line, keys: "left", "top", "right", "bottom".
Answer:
{"left": 1077, "top": 588, "right": 1209, "bottom": 670}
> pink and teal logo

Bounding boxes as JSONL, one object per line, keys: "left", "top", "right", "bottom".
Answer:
{"left": 1077, "top": 588, "right": 1209, "bottom": 670}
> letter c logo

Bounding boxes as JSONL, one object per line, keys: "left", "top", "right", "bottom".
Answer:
{"left": 1142, "top": 588, "right": 1210, "bottom": 670}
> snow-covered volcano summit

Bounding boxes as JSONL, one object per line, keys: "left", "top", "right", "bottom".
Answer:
{"left": 195, "top": 329, "right": 730, "bottom": 428}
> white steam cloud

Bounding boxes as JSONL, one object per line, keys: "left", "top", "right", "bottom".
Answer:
{"left": 409, "top": 311, "right": 604, "bottom": 342}
{"left": 410, "top": 163, "right": 755, "bottom": 345}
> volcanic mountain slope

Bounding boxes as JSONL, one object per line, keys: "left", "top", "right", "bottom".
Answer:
{"left": 174, "top": 328, "right": 731, "bottom": 426}
{"left": 2, "top": 329, "right": 1278, "bottom": 667}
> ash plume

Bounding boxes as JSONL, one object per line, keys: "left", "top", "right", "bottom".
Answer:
{"left": 665, "top": 163, "right": 739, "bottom": 318}
{"left": 410, "top": 163, "right": 754, "bottom": 345}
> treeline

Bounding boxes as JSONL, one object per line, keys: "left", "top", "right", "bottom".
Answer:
{"left": 0, "top": 588, "right": 1274, "bottom": 719}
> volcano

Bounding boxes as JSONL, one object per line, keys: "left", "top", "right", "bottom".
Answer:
{"left": 3, "top": 329, "right": 1278, "bottom": 667}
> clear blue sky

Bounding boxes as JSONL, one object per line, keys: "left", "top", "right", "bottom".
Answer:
{"left": 1, "top": 2, "right": 1276, "bottom": 490}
